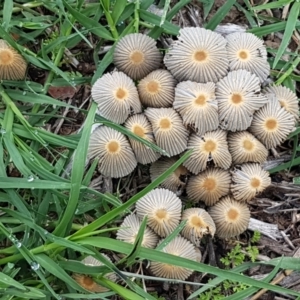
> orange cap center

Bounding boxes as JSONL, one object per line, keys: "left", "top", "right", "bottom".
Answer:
{"left": 227, "top": 208, "right": 239, "bottom": 221}
{"left": 265, "top": 118, "right": 278, "bottom": 131}
{"left": 107, "top": 140, "right": 120, "bottom": 153}
{"left": 115, "top": 88, "right": 127, "bottom": 100}
{"left": 146, "top": 80, "right": 160, "bottom": 94}
{"left": 250, "top": 177, "right": 261, "bottom": 189}
{"left": 194, "top": 94, "right": 207, "bottom": 106}
{"left": 0, "top": 49, "right": 14, "bottom": 65}
{"left": 238, "top": 50, "right": 249, "bottom": 60}
{"left": 194, "top": 50, "right": 207, "bottom": 62}
{"left": 191, "top": 215, "right": 205, "bottom": 227}
{"left": 156, "top": 209, "right": 167, "bottom": 220}
{"left": 243, "top": 139, "right": 254, "bottom": 151}
{"left": 130, "top": 50, "right": 144, "bottom": 64}
{"left": 204, "top": 140, "right": 216, "bottom": 152}
{"left": 133, "top": 125, "right": 145, "bottom": 137}
{"left": 159, "top": 118, "right": 172, "bottom": 130}
{"left": 231, "top": 93, "right": 243, "bottom": 104}
{"left": 202, "top": 177, "right": 217, "bottom": 192}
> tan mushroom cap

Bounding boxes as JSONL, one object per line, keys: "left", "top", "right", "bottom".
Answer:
{"left": 113, "top": 33, "right": 162, "bottom": 80}
{"left": 173, "top": 81, "right": 219, "bottom": 135}
{"left": 0, "top": 39, "right": 27, "bottom": 80}
{"left": 88, "top": 126, "right": 137, "bottom": 178}
{"left": 231, "top": 163, "right": 271, "bottom": 202}
{"left": 164, "top": 27, "right": 228, "bottom": 83}
{"left": 181, "top": 208, "right": 216, "bottom": 245}
{"left": 116, "top": 214, "right": 159, "bottom": 248}
{"left": 249, "top": 94, "right": 296, "bottom": 149}
{"left": 216, "top": 69, "right": 268, "bottom": 132}
{"left": 226, "top": 32, "right": 270, "bottom": 83}
{"left": 266, "top": 85, "right": 299, "bottom": 122}
{"left": 138, "top": 69, "right": 177, "bottom": 108}
{"left": 150, "top": 157, "right": 188, "bottom": 193}
{"left": 150, "top": 236, "right": 199, "bottom": 280}
{"left": 92, "top": 71, "right": 141, "bottom": 124}
{"left": 228, "top": 131, "right": 268, "bottom": 164}
{"left": 145, "top": 108, "right": 189, "bottom": 156}
{"left": 135, "top": 188, "right": 182, "bottom": 237}
{"left": 124, "top": 113, "right": 161, "bottom": 164}
{"left": 187, "top": 168, "right": 231, "bottom": 206}
{"left": 209, "top": 196, "right": 250, "bottom": 239}
{"left": 183, "top": 130, "right": 232, "bottom": 174}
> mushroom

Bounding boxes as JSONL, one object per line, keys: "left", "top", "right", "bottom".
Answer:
{"left": 209, "top": 196, "right": 250, "bottom": 239}
{"left": 124, "top": 113, "right": 161, "bottom": 164}
{"left": 226, "top": 32, "right": 270, "bottom": 83}
{"left": 181, "top": 208, "right": 216, "bottom": 245}
{"left": 183, "top": 130, "right": 232, "bottom": 174}
{"left": 186, "top": 167, "right": 231, "bottom": 206}
{"left": 228, "top": 131, "right": 268, "bottom": 164}
{"left": 216, "top": 69, "right": 268, "bottom": 132}
{"left": 150, "top": 236, "right": 199, "bottom": 280}
{"left": 138, "top": 69, "right": 177, "bottom": 108}
{"left": 91, "top": 71, "right": 141, "bottom": 124}
{"left": 249, "top": 94, "right": 296, "bottom": 149}
{"left": 145, "top": 107, "right": 189, "bottom": 156}
{"left": 113, "top": 33, "right": 162, "bottom": 80}
{"left": 88, "top": 126, "right": 137, "bottom": 178}
{"left": 173, "top": 81, "right": 219, "bottom": 135}
{"left": 164, "top": 27, "right": 228, "bottom": 83}
{"left": 116, "top": 214, "right": 158, "bottom": 248}
{"left": 135, "top": 188, "right": 182, "bottom": 237}
{"left": 231, "top": 163, "right": 271, "bottom": 202}
{"left": 0, "top": 39, "right": 27, "bottom": 80}
{"left": 150, "top": 156, "right": 188, "bottom": 193}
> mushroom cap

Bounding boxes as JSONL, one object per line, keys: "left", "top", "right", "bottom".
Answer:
{"left": 181, "top": 208, "right": 216, "bottom": 245}
{"left": 216, "top": 69, "right": 268, "bottom": 132}
{"left": 265, "top": 85, "right": 299, "bottom": 122}
{"left": 228, "top": 131, "right": 268, "bottom": 164}
{"left": 173, "top": 81, "right": 219, "bottom": 135}
{"left": 186, "top": 167, "right": 231, "bottom": 206}
{"left": 209, "top": 196, "right": 250, "bottom": 239}
{"left": 91, "top": 71, "right": 141, "bottom": 124}
{"left": 150, "top": 156, "right": 188, "bottom": 193}
{"left": 231, "top": 163, "right": 271, "bottom": 202}
{"left": 138, "top": 69, "right": 177, "bottom": 108}
{"left": 113, "top": 33, "right": 162, "bottom": 80}
{"left": 145, "top": 108, "right": 189, "bottom": 156}
{"left": 249, "top": 94, "right": 296, "bottom": 149}
{"left": 135, "top": 188, "right": 182, "bottom": 237}
{"left": 116, "top": 214, "right": 159, "bottom": 248}
{"left": 226, "top": 32, "right": 270, "bottom": 83}
{"left": 183, "top": 130, "right": 232, "bottom": 174}
{"left": 124, "top": 113, "right": 161, "bottom": 164}
{"left": 0, "top": 39, "right": 27, "bottom": 80}
{"left": 150, "top": 236, "right": 199, "bottom": 280}
{"left": 164, "top": 27, "right": 228, "bottom": 83}
{"left": 88, "top": 126, "right": 137, "bottom": 178}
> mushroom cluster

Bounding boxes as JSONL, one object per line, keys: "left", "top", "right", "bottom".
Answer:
{"left": 89, "top": 28, "right": 298, "bottom": 280}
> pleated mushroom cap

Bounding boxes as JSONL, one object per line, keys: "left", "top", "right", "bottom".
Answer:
{"left": 183, "top": 130, "right": 232, "bottom": 174}
{"left": 124, "top": 113, "right": 161, "bottom": 164}
{"left": 249, "top": 94, "right": 296, "bottom": 149}
{"left": 181, "top": 208, "right": 216, "bottom": 245}
{"left": 0, "top": 39, "right": 27, "bottom": 80}
{"left": 216, "top": 70, "right": 268, "bottom": 132}
{"left": 150, "top": 157, "right": 188, "bottom": 193}
{"left": 173, "top": 81, "right": 219, "bottom": 135}
{"left": 145, "top": 108, "right": 189, "bottom": 156}
{"left": 209, "top": 196, "right": 250, "bottom": 239}
{"left": 116, "top": 214, "right": 159, "bottom": 248}
{"left": 135, "top": 188, "right": 182, "bottom": 237}
{"left": 266, "top": 85, "right": 299, "bottom": 122}
{"left": 226, "top": 32, "right": 270, "bottom": 83}
{"left": 92, "top": 71, "right": 141, "bottom": 124}
{"left": 228, "top": 131, "right": 268, "bottom": 164}
{"left": 88, "top": 126, "right": 137, "bottom": 178}
{"left": 138, "top": 69, "right": 177, "bottom": 108}
{"left": 187, "top": 168, "right": 231, "bottom": 206}
{"left": 113, "top": 33, "right": 162, "bottom": 80}
{"left": 231, "top": 163, "right": 271, "bottom": 202}
{"left": 150, "top": 236, "right": 198, "bottom": 280}
{"left": 164, "top": 27, "right": 228, "bottom": 83}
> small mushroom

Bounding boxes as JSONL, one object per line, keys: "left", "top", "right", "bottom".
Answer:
{"left": 231, "top": 163, "right": 271, "bottom": 202}
{"left": 209, "top": 196, "right": 250, "bottom": 239}
{"left": 88, "top": 126, "right": 137, "bottom": 178}
{"left": 187, "top": 167, "right": 231, "bottom": 206}
{"left": 91, "top": 71, "right": 141, "bottom": 124}
{"left": 113, "top": 33, "right": 162, "bottom": 80}
{"left": 135, "top": 188, "right": 182, "bottom": 237}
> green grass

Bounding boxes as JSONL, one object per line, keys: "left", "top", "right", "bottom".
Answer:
{"left": 0, "top": 0, "right": 300, "bottom": 299}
